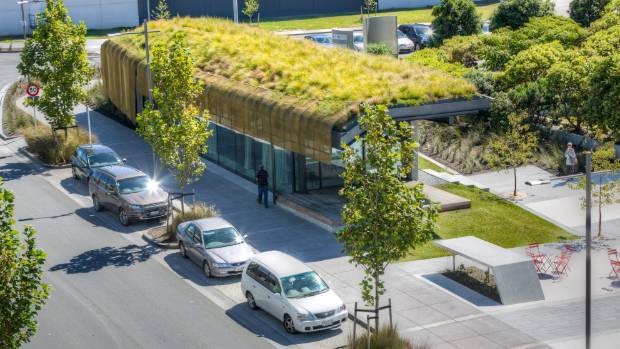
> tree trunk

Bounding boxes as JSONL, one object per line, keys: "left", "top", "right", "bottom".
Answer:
{"left": 598, "top": 182, "right": 603, "bottom": 238}
{"left": 374, "top": 273, "right": 379, "bottom": 332}
{"left": 513, "top": 167, "right": 518, "bottom": 198}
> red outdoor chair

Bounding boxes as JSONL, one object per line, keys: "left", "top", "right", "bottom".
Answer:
{"left": 551, "top": 253, "right": 571, "bottom": 279}
{"left": 609, "top": 248, "right": 618, "bottom": 261}
{"left": 527, "top": 243, "right": 549, "bottom": 273}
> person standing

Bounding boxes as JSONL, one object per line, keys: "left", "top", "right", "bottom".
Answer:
{"left": 256, "top": 165, "right": 269, "bottom": 208}
{"left": 565, "top": 142, "right": 578, "bottom": 174}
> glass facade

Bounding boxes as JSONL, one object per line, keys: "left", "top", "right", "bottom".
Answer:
{"left": 204, "top": 122, "right": 346, "bottom": 195}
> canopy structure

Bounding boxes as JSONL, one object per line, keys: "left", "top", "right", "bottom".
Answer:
{"left": 101, "top": 17, "right": 485, "bottom": 164}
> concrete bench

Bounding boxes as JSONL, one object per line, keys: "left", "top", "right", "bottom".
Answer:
{"left": 434, "top": 236, "right": 544, "bottom": 305}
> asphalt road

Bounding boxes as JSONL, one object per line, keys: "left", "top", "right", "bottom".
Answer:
{"left": 0, "top": 52, "right": 20, "bottom": 88}
{"left": 1, "top": 147, "right": 275, "bottom": 349}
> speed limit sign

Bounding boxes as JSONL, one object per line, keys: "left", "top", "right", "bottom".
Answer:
{"left": 26, "top": 83, "right": 40, "bottom": 97}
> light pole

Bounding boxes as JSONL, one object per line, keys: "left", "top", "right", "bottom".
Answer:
{"left": 16, "top": 0, "right": 43, "bottom": 40}
{"left": 233, "top": 0, "right": 239, "bottom": 23}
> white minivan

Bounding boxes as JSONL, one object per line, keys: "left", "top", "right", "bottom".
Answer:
{"left": 240, "top": 251, "right": 347, "bottom": 333}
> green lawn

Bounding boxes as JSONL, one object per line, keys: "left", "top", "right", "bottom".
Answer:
{"left": 402, "top": 183, "right": 576, "bottom": 261}
{"left": 419, "top": 156, "right": 444, "bottom": 173}
{"left": 260, "top": 2, "right": 499, "bottom": 31}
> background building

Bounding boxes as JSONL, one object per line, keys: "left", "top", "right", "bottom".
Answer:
{"left": 0, "top": 0, "right": 139, "bottom": 36}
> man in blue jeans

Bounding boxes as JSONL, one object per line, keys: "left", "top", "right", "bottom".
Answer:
{"left": 256, "top": 165, "right": 269, "bottom": 208}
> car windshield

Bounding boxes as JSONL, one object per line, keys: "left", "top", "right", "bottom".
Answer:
{"left": 88, "top": 152, "right": 121, "bottom": 167}
{"left": 281, "top": 271, "right": 329, "bottom": 299}
{"left": 397, "top": 30, "right": 407, "bottom": 38}
{"left": 203, "top": 227, "right": 243, "bottom": 249}
{"left": 414, "top": 26, "right": 431, "bottom": 35}
{"left": 117, "top": 176, "right": 150, "bottom": 194}
{"left": 314, "top": 36, "right": 332, "bottom": 44}
{"left": 354, "top": 34, "right": 363, "bottom": 43}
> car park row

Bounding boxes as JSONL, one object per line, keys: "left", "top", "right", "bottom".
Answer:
{"left": 71, "top": 143, "right": 348, "bottom": 334}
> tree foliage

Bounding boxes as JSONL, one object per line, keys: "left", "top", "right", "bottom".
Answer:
{"left": 152, "top": 0, "right": 171, "bottom": 20}
{"left": 586, "top": 54, "right": 620, "bottom": 139}
{"left": 484, "top": 114, "right": 539, "bottom": 197}
{"left": 136, "top": 33, "right": 212, "bottom": 189}
{"left": 431, "top": 0, "right": 481, "bottom": 44}
{"left": 366, "top": 42, "right": 393, "bottom": 56}
{"left": 17, "top": 0, "right": 93, "bottom": 129}
{"left": 502, "top": 42, "right": 566, "bottom": 87}
{"left": 0, "top": 178, "right": 49, "bottom": 349}
{"left": 364, "top": 0, "right": 378, "bottom": 14}
{"left": 570, "top": 0, "right": 610, "bottom": 26}
{"left": 338, "top": 104, "right": 436, "bottom": 328}
{"left": 490, "top": 0, "right": 555, "bottom": 30}
{"left": 242, "top": 0, "right": 259, "bottom": 23}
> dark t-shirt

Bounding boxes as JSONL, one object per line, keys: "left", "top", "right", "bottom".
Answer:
{"left": 256, "top": 169, "right": 268, "bottom": 186}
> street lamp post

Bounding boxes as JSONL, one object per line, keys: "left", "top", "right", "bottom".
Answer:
{"left": 233, "top": 0, "right": 239, "bottom": 23}
{"left": 16, "top": 0, "right": 43, "bottom": 39}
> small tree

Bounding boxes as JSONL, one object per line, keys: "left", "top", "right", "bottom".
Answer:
{"left": 484, "top": 113, "right": 539, "bottom": 198}
{"left": 242, "top": 0, "right": 259, "bottom": 23}
{"left": 17, "top": 0, "right": 93, "bottom": 130}
{"left": 364, "top": 0, "right": 378, "bottom": 15}
{"left": 152, "top": 0, "right": 171, "bottom": 20}
{"left": 0, "top": 178, "right": 49, "bottom": 349}
{"left": 587, "top": 54, "right": 620, "bottom": 140}
{"left": 431, "top": 0, "right": 482, "bottom": 44}
{"left": 570, "top": 0, "right": 610, "bottom": 26}
{"left": 137, "top": 32, "right": 212, "bottom": 190}
{"left": 490, "top": 0, "right": 555, "bottom": 30}
{"left": 338, "top": 104, "right": 437, "bottom": 330}
{"left": 571, "top": 144, "right": 620, "bottom": 238}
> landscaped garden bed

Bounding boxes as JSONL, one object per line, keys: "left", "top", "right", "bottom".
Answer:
{"left": 147, "top": 202, "right": 219, "bottom": 244}
{"left": 403, "top": 183, "right": 576, "bottom": 261}
{"left": 443, "top": 265, "right": 501, "bottom": 303}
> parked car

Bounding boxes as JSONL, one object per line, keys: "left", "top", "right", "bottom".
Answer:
{"left": 397, "top": 29, "right": 415, "bottom": 53}
{"left": 71, "top": 144, "right": 124, "bottom": 180}
{"left": 398, "top": 23, "right": 433, "bottom": 49}
{"left": 482, "top": 20, "right": 491, "bottom": 35}
{"left": 177, "top": 217, "right": 254, "bottom": 278}
{"left": 89, "top": 165, "right": 168, "bottom": 226}
{"left": 241, "top": 251, "right": 347, "bottom": 334}
{"left": 304, "top": 34, "right": 333, "bottom": 48}
{"left": 353, "top": 32, "right": 364, "bottom": 52}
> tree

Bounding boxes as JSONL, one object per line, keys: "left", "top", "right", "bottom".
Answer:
{"left": 137, "top": 33, "right": 212, "bottom": 189}
{"left": 152, "top": 0, "right": 171, "bottom": 20}
{"left": 571, "top": 144, "right": 620, "bottom": 238}
{"left": 484, "top": 114, "right": 539, "bottom": 198}
{"left": 242, "top": 0, "right": 259, "bottom": 23}
{"left": 17, "top": 0, "right": 93, "bottom": 130}
{"left": 364, "top": 0, "right": 378, "bottom": 15}
{"left": 586, "top": 54, "right": 620, "bottom": 139}
{"left": 431, "top": 0, "right": 481, "bottom": 44}
{"left": 490, "top": 0, "right": 555, "bottom": 30}
{"left": 0, "top": 178, "right": 49, "bottom": 349}
{"left": 338, "top": 104, "right": 437, "bottom": 330}
{"left": 570, "top": 0, "right": 610, "bottom": 26}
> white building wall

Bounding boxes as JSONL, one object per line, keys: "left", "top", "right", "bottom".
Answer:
{"left": 378, "top": 0, "right": 441, "bottom": 10}
{"left": 0, "top": 0, "right": 139, "bottom": 37}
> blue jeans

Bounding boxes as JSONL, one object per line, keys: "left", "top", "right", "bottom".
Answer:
{"left": 257, "top": 185, "right": 269, "bottom": 207}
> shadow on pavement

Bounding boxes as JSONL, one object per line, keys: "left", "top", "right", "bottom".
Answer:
{"left": 225, "top": 303, "right": 345, "bottom": 346}
{"left": 74, "top": 207, "right": 163, "bottom": 235}
{"left": 162, "top": 253, "right": 240, "bottom": 287}
{"left": 422, "top": 273, "right": 500, "bottom": 307}
{"left": 0, "top": 161, "right": 34, "bottom": 181}
{"left": 60, "top": 176, "right": 90, "bottom": 196}
{"left": 49, "top": 244, "right": 161, "bottom": 274}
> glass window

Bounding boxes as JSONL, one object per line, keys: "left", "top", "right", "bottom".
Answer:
{"left": 235, "top": 133, "right": 255, "bottom": 179}
{"left": 202, "top": 227, "right": 243, "bottom": 249}
{"left": 117, "top": 176, "right": 151, "bottom": 194}
{"left": 217, "top": 126, "right": 237, "bottom": 170}
{"left": 88, "top": 152, "right": 122, "bottom": 168}
{"left": 246, "top": 262, "right": 260, "bottom": 279}
{"left": 280, "top": 271, "right": 329, "bottom": 299}
{"left": 206, "top": 123, "right": 218, "bottom": 161}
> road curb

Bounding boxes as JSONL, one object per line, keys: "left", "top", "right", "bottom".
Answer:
{"left": 0, "top": 82, "right": 17, "bottom": 140}
{"left": 142, "top": 229, "right": 178, "bottom": 249}
{"left": 17, "top": 147, "right": 72, "bottom": 169}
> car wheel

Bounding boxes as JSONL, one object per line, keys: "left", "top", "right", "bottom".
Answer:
{"left": 92, "top": 195, "right": 102, "bottom": 212}
{"left": 179, "top": 242, "right": 188, "bottom": 259}
{"left": 72, "top": 166, "right": 79, "bottom": 180}
{"left": 246, "top": 292, "right": 258, "bottom": 310}
{"left": 203, "top": 261, "right": 213, "bottom": 278}
{"left": 119, "top": 208, "right": 130, "bottom": 226}
{"left": 283, "top": 314, "right": 296, "bottom": 334}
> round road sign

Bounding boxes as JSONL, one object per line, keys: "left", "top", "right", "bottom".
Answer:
{"left": 26, "top": 83, "right": 40, "bottom": 97}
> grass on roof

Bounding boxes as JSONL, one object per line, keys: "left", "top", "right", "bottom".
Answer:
{"left": 259, "top": 2, "right": 500, "bottom": 31}
{"left": 113, "top": 17, "right": 475, "bottom": 115}
{"left": 402, "top": 183, "right": 576, "bottom": 261}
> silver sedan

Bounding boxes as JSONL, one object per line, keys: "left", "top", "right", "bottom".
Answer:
{"left": 177, "top": 217, "right": 254, "bottom": 278}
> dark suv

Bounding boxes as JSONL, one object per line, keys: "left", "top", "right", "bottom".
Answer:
{"left": 89, "top": 165, "right": 169, "bottom": 226}
{"left": 398, "top": 23, "right": 433, "bottom": 50}
{"left": 71, "top": 144, "right": 125, "bottom": 180}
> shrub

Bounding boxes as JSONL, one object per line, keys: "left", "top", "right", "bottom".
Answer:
{"left": 569, "top": 0, "right": 610, "bottom": 27}
{"left": 21, "top": 125, "right": 96, "bottom": 165}
{"left": 347, "top": 326, "right": 428, "bottom": 349}
{"left": 431, "top": 0, "right": 481, "bottom": 44}
{"left": 366, "top": 43, "right": 393, "bottom": 56}
{"left": 85, "top": 80, "right": 107, "bottom": 109}
{"left": 166, "top": 202, "right": 219, "bottom": 239}
{"left": 490, "top": 0, "right": 555, "bottom": 30}
{"left": 2, "top": 81, "right": 34, "bottom": 136}
{"left": 408, "top": 48, "right": 471, "bottom": 77}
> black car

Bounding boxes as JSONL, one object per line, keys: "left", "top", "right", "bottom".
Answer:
{"left": 398, "top": 23, "right": 433, "bottom": 50}
{"left": 71, "top": 144, "right": 125, "bottom": 180}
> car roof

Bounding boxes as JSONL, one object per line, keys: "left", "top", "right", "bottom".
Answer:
{"left": 252, "top": 251, "right": 312, "bottom": 277}
{"left": 192, "top": 217, "right": 234, "bottom": 231}
{"left": 79, "top": 144, "right": 116, "bottom": 155}
{"left": 97, "top": 165, "right": 146, "bottom": 180}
